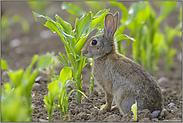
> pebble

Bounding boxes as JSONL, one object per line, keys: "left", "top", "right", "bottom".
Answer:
{"left": 177, "top": 52, "right": 182, "bottom": 61}
{"left": 39, "top": 30, "right": 53, "bottom": 39}
{"left": 168, "top": 103, "right": 178, "bottom": 109}
{"left": 139, "top": 118, "right": 151, "bottom": 122}
{"left": 151, "top": 118, "right": 158, "bottom": 122}
{"left": 158, "top": 77, "right": 169, "bottom": 84}
{"left": 78, "top": 112, "right": 88, "bottom": 120}
{"left": 103, "top": 114, "right": 120, "bottom": 122}
{"left": 9, "top": 39, "right": 21, "bottom": 48}
{"left": 160, "top": 108, "right": 168, "bottom": 118}
{"left": 137, "top": 109, "right": 152, "bottom": 120}
{"left": 39, "top": 118, "right": 48, "bottom": 122}
{"left": 32, "top": 83, "right": 41, "bottom": 91}
{"left": 121, "top": 113, "right": 132, "bottom": 122}
{"left": 35, "top": 76, "right": 42, "bottom": 83}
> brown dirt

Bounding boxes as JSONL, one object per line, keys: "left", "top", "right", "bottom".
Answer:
{"left": 1, "top": 1, "right": 182, "bottom": 122}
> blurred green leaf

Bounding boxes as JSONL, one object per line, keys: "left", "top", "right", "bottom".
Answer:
{"left": 109, "top": 1, "right": 128, "bottom": 22}
{"left": 160, "top": 1, "right": 177, "bottom": 17}
{"left": 58, "top": 67, "right": 72, "bottom": 84}
{"left": 61, "top": 2, "right": 85, "bottom": 16}
{"left": 23, "top": 54, "right": 38, "bottom": 80}
{"left": 89, "top": 9, "right": 109, "bottom": 33}
{"left": 85, "top": 1, "right": 105, "bottom": 14}
{"left": 1, "top": 58, "right": 9, "bottom": 71}
{"left": 115, "top": 34, "right": 136, "bottom": 42}
{"left": 8, "top": 69, "right": 24, "bottom": 88}
{"left": 37, "top": 54, "right": 52, "bottom": 69}
{"left": 48, "top": 81, "right": 60, "bottom": 103}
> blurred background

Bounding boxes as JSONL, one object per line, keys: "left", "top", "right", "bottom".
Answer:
{"left": 1, "top": 1, "right": 182, "bottom": 88}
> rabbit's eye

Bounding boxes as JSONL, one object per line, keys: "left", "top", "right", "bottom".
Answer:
{"left": 91, "top": 40, "right": 97, "bottom": 45}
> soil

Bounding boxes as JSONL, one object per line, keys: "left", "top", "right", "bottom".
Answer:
{"left": 1, "top": 1, "right": 182, "bottom": 122}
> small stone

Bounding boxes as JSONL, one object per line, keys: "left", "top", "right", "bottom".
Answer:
{"left": 9, "top": 39, "right": 21, "bottom": 48}
{"left": 137, "top": 109, "right": 152, "bottom": 120}
{"left": 158, "top": 77, "right": 169, "bottom": 84}
{"left": 78, "top": 112, "right": 88, "bottom": 120}
{"left": 177, "top": 52, "right": 182, "bottom": 61}
{"left": 168, "top": 103, "right": 178, "bottom": 109}
{"left": 35, "top": 76, "right": 42, "bottom": 83}
{"left": 32, "top": 83, "right": 41, "bottom": 91}
{"left": 39, "top": 119, "right": 48, "bottom": 122}
{"left": 139, "top": 118, "right": 151, "bottom": 122}
{"left": 160, "top": 108, "right": 168, "bottom": 118}
{"left": 121, "top": 113, "right": 132, "bottom": 122}
{"left": 151, "top": 118, "right": 158, "bottom": 122}
{"left": 39, "top": 30, "right": 53, "bottom": 39}
{"left": 70, "top": 109, "right": 76, "bottom": 115}
{"left": 103, "top": 114, "right": 120, "bottom": 122}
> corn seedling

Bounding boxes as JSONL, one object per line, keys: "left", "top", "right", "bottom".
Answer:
{"left": 110, "top": 1, "right": 178, "bottom": 74}
{"left": 39, "top": 52, "right": 60, "bottom": 82}
{"left": 89, "top": 58, "right": 94, "bottom": 94}
{"left": 131, "top": 100, "right": 138, "bottom": 121}
{"left": 1, "top": 12, "right": 30, "bottom": 40}
{"left": 1, "top": 54, "right": 52, "bottom": 122}
{"left": 33, "top": 8, "right": 111, "bottom": 103}
{"left": 44, "top": 67, "right": 74, "bottom": 121}
{"left": 62, "top": 2, "right": 135, "bottom": 94}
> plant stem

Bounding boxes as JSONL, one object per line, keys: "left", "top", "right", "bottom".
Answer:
{"left": 76, "top": 78, "right": 82, "bottom": 103}
{"left": 60, "top": 108, "right": 63, "bottom": 121}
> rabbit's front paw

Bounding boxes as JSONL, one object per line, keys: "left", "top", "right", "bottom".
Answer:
{"left": 99, "top": 104, "right": 111, "bottom": 114}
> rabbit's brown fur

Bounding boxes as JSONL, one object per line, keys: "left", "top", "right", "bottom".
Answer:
{"left": 81, "top": 12, "right": 163, "bottom": 117}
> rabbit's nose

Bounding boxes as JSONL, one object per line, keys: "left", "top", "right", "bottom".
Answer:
{"left": 81, "top": 48, "right": 88, "bottom": 55}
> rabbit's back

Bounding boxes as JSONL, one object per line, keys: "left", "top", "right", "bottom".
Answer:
{"left": 93, "top": 52, "right": 163, "bottom": 114}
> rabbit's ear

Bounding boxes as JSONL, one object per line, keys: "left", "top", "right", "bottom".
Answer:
{"left": 104, "top": 13, "right": 114, "bottom": 38}
{"left": 113, "top": 11, "right": 119, "bottom": 35}
{"left": 104, "top": 12, "right": 119, "bottom": 38}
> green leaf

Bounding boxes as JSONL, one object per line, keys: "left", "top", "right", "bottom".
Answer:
{"left": 131, "top": 100, "right": 138, "bottom": 121}
{"left": 160, "top": 1, "right": 177, "bottom": 17}
{"left": 48, "top": 81, "right": 60, "bottom": 103}
{"left": 58, "top": 52, "right": 70, "bottom": 67}
{"left": 23, "top": 54, "right": 38, "bottom": 80}
{"left": 1, "top": 58, "right": 9, "bottom": 71}
{"left": 76, "top": 89, "right": 88, "bottom": 99}
{"left": 89, "top": 9, "right": 109, "bottom": 33}
{"left": 58, "top": 67, "right": 72, "bottom": 84}
{"left": 74, "top": 34, "right": 89, "bottom": 55}
{"left": 75, "top": 11, "right": 92, "bottom": 40}
{"left": 37, "top": 54, "right": 52, "bottom": 70}
{"left": 115, "top": 34, "right": 136, "bottom": 42}
{"left": 55, "top": 14, "right": 72, "bottom": 34}
{"left": 8, "top": 69, "right": 24, "bottom": 88}
{"left": 63, "top": 80, "right": 73, "bottom": 88}
{"left": 93, "top": 9, "right": 109, "bottom": 19}
{"left": 61, "top": 2, "right": 85, "bottom": 16}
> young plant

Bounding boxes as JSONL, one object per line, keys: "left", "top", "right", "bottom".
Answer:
{"left": 61, "top": 2, "right": 135, "bottom": 95}
{"left": 44, "top": 67, "right": 74, "bottom": 121}
{"left": 33, "top": 8, "right": 110, "bottom": 103}
{"left": 1, "top": 54, "right": 52, "bottom": 122}
{"left": 163, "top": 24, "right": 181, "bottom": 71}
{"left": 1, "top": 12, "right": 30, "bottom": 40}
{"left": 39, "top": 52, "right": 60, "bottom": 82}
{"left": 89, "top": 58, "right": 94, "bottom": 94}
{"left": 110, "top": 1, "right": 178, "bottom": 74}
{"left": 131, "top": 100, "right": 138, "bottom": 121}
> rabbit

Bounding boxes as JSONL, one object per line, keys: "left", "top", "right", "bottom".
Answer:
{"left": 81, "top": 11, "right": 163, "bottom": 118}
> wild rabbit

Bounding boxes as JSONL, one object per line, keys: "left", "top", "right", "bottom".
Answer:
{"left": 81, "top": 11, "right": 163, "bottom": 118}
